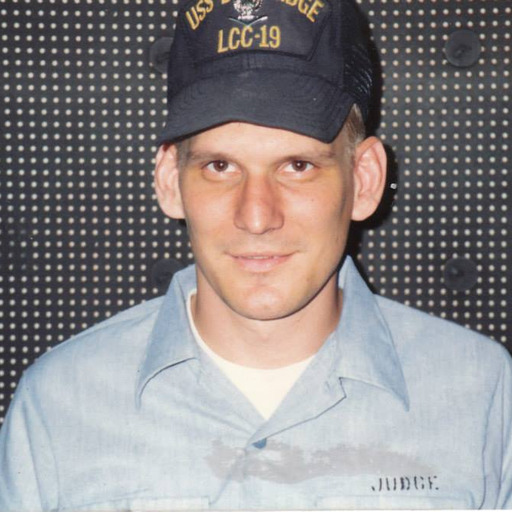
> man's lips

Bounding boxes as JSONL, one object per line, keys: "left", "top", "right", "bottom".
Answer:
{"left": 229, "top": 253, "right": 293, "bottom": 272}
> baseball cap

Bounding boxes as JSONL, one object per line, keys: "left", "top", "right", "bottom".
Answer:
{"left": 157, "top": 0, "right": 373, "bottom": 144}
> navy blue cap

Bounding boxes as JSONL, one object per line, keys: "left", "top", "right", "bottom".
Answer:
{"left": 158, "top": 0, "right": 373, "bottom": 144}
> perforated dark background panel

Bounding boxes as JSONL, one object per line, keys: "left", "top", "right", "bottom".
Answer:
{"left": 1, "top": 0, "right": 510, "bottom": 423}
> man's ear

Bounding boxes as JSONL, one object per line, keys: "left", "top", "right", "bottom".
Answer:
{"left": 351, "top": 136, "right": 387, "bottom": 221}
{"left": 154, "top": 144, "right": 185, "bottom": 219}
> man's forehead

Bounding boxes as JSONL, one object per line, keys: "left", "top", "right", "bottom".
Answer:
{"left": 183, "top": 122, "right": 346, "bottom": 153}
{"left": 174, "top": 121, "right": 351, "bottom": 169}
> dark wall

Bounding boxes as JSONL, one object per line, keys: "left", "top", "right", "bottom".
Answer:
{"left": 1, "top": 0, "right": 510, "bottom": 423}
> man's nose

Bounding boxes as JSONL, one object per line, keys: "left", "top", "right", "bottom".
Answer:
{"left": 234, "top": 174, "right": 284, "bottom": 234}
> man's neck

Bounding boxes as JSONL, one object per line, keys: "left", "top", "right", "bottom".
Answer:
{"left": 190, "top": 277, "right": 343, "bottom": 369}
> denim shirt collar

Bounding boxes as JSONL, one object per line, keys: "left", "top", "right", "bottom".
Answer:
{"left": 334, "top": 258, "right": 409, "bottom": 409}
{"left": 136, "top": 257, "right": 409, "bottom": 409}
{"left": 136, "top": 264, "right": 199, "bottom": 407}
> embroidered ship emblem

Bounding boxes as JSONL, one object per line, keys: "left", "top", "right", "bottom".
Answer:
{"left": 233, "top": 0, "right": 263, "bottom": 22}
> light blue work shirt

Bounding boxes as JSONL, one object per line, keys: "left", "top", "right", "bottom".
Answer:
{"left": 1, "top": 257, "right": 512, "bottom": 510}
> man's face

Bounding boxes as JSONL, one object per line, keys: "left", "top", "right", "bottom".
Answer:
{"left": 159, "top": 122, "right": 373, "bottom": 322}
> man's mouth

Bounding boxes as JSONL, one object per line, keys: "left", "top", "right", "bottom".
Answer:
{"left": 230, "top": 253, "right": 292, "bottom": 272}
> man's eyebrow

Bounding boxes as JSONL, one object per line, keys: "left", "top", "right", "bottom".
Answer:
{"left": 180, "top": 148, "right": 340, "bottom": 166}
{"left": 299, "top": 149, "right": 338, "bottom": 161}
{"left": 281, "top": 148, "right": 339, "bottom": 164}
{"left": 181, "top": 150, "right": 228, "bottom": 166}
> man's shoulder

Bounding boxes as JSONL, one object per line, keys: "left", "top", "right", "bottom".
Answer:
{"left": 23, "top": 295, "right": 166, "bottom": 388}
{"left": 376, "top": 294, "right": 511, "bottom": 371}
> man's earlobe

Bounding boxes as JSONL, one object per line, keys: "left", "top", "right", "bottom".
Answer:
{"left": 154, "top": 144, "right": 185, "bottom": 219}
{"left": 351, "top": 136, "right": 387, "bottom": 221}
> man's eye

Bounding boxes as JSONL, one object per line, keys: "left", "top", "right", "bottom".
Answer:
{"left": 205, "top": 160, "right": 233, "bottom": 173}
{"left": 285, "top": 160, "right": 314, "bottom": 173}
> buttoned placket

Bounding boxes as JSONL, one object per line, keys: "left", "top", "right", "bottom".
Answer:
{"left": 194, "top": 332, "right": 347, "bottom": 508}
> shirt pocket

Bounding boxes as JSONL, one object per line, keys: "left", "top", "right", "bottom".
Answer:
{"left": 317, "top": 494, "right": 473, "bottom": 509}
{"left": 59, "top": 496, "right": 210, "bottom": 511}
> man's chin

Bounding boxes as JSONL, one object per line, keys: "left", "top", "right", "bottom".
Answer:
{"left": 223, "top": 290, "right": 308, "bottom": 322}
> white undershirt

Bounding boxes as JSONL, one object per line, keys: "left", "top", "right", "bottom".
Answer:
{"left": 187, "top": 291, "right": 314, "bottom": 419}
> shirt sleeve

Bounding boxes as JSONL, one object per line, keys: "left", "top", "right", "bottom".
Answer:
{"left": 0, "top": 371, "right": 58, "bottom": 512}
{"left": 486, "top": 344, "right": 512, "bottom": 509}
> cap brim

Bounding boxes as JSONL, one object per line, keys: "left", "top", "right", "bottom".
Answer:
{"left": 156, "top": 69, "right": 355, "bottom": 145}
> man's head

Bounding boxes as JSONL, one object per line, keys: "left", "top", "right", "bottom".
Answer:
{"left": 154, "top": 0, "right": 386, "bottom": 323}
{"left": 155, "top": 117, "right": 386, "bottom": 322}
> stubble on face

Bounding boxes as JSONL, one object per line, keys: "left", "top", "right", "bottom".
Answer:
{"left": 177, "top": 122, "right": 355, "bottom": 325}
{"left": 165, "top": 122, "right": 363, "bottom": 366}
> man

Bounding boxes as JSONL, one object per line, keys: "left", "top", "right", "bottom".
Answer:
{"left": 1, "top": 0, "right": 511, "bottom": 509}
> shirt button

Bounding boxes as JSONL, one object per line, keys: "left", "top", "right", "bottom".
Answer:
{"left": 253, "top": 438, "right": 267, "bottom": 449}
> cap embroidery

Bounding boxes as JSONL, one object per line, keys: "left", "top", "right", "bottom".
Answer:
{"left": 159, "top": 0, "right": 373, "bottom": 145}
{"left": 233, "top": 0, "right": 263, "bottom": 22}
